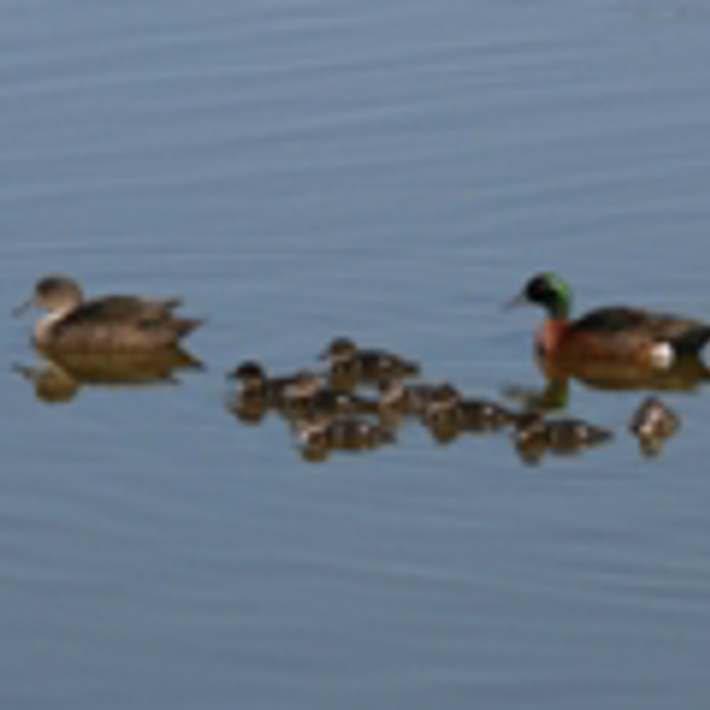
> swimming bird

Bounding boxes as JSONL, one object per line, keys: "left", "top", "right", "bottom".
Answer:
{"left": 512, "top": 411, "right": 612, "bottom": 462}
{"left": 229, "top": 361, "right": 322, "bottom": 406}
{"left": 508, "top": 273, "right": 710, "bottom": 368}
{"left": 15, "top": 275, "right": 202, "bottom": 352}
{"left": 319, "top": 337, "right": 421, "bottom": 381}
{"left": 378, "top": 378, "right": 458, "bottom": 415}
{"left": 423, "top": 389, "right": 516, "bottom": 432}
{"left": 629, "top": 396, "right": 680, "bottom": 457}
{"left": 294, "top": 414, "right": 395, "bottom": 452}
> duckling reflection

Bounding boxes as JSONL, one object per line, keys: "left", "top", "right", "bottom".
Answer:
{"left": 15, "top": 348, "right": 203, "bottom": 404}
{"left": 512, "top": 412, "right": 613, "bottom": 465}
{"left": 629, "top": 396, "right": 681, "bottom": 458}
{"left": 319, "top": 337, "right": 421, "bottom": 382}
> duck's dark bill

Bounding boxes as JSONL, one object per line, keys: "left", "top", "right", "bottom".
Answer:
{"left": 12, "top": 298, "right": 33, "bottom": 318}
{"left": 503, "top": 292, "right": 528, "bottom": 311}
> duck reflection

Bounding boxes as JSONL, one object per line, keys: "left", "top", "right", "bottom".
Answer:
{"left": 539, "top": 353, "right": 710, "bottom": 392}
{"left": 15, "top": 348, "right": 203, "bottom": 403}
{"left": 505, "top": 353, "right": 710, "bottom": 414}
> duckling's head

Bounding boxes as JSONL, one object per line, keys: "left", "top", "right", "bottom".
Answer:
{"left": 229, "top": 360, "right": 267, "bottom": 386}
{"left": 320, "top": 337, "right": 357, "bottom": 361}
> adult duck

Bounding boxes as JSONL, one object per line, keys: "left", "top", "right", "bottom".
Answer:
{"left": 15, "top": 275, "right": 202, "bottom": 352}
{"left": 509, "top": 272, "right": 710, "bottom": 368}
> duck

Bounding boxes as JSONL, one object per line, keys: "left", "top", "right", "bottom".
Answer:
{"left": 424, "top": 389, "right": 517, "bottom": 432}
{"left": 319, "top": 337, "right": 420, "bottom": 381}
{"left": 629, "top": 396, "right": 680, "bottom": 440}
{"left": 509, "top": 272, "right": 710, "bottom": 368}
{"left": 378, "top": 378, "right": 459, "bottom": 415}
{"left": 15, "top": 275, "right": 202, "bottom": 352}
{"left": 512, "top": 411, "right": 612, "bottom": 461}
{"left": 543, "top": 417, "right": 613, "bottom": 453}
{"left": 294, "top": 414, "right": 395, "bottom": 453}
{"left": 280, "top": 376, "right": 379, "bottom": 418}
{"left": 510, "top": 412, "right": 550, "bottom": 465}
{"left": 228, "top": 361, "right": 321, "bottom": 407}
{"left": 629, "top": 396, "right": 680, "bottom": 457}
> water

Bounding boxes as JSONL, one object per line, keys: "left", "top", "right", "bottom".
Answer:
{"left": 2, "top": 0, "right": 710, "bottom": 707}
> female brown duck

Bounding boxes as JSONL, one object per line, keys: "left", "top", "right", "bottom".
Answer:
{"left": 15, "top": 275, "right": 202, "bottom": 352}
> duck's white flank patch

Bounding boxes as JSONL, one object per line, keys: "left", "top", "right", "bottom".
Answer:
{"left": 650, "top": 342, "right": 675, "bottom": 368}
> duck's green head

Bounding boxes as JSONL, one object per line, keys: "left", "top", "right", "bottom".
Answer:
{"left": 518, "top": 272, "right": 572, "bottom": 319}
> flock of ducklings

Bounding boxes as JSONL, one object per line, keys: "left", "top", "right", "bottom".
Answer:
{"left": 228, "top": 337, "right": 681, "bottom": 464}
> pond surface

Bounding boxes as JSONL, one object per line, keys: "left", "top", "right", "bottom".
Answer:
{"left": 2, "top": 1, "right": 710, "bottom": 708}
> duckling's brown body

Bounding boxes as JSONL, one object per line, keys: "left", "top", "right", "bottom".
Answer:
{"left": 630, "top": 396, "right": 680, "bottom": 439}
{"left": 379, "top": 379, "right": 458, "bottom": 415}
{"left": 629, "top": 396, "right": 680, "bottom": 457}
{"left": 320, "top": 337, "right": 420, "bottom": 381}
{"left": 295, "top": 415, "right": 395, "bottom": 454}
{"left": 424, "top": 392, "right": 516, "bottom": 434}
{"left": 230, "top": 361, "right": 320, "bottom": 408}
{"left": 512, "top": 412, "right": 612, "bottom": 462}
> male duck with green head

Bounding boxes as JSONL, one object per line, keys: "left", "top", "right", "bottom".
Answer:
{"left": 510, "top": 272, "right": 710, "bottom": 368}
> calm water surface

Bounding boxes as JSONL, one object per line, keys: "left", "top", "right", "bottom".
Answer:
{"left": 2, "top": 1, "right": 710, "bottom": 708}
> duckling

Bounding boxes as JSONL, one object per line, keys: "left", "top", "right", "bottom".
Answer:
{"left": 319, "top": 337, "right": 420, "bottom": 381}
{"left": 379, "top": 378, "right": 459, "bottom": 415}
{"left": 512, "top": 412, "right": 612, "bottom": 462}
{"left": 294, "top": 414, "right": 395, "bottom": 453}
{"left": 629, "top": 396, "right": 680, "bottom": 457}
{"left": 229, "top": 361, "right": 321, "bottom": 407}
{"left": 423, "top": 388, "right": 515, "bottom": 431}
{"left": 282, "top": 381, "right": 380, "bottom": 419}
{"left": 629, "top": 396, "right": 680, "bottom": 439}
{"left": 422, "top": 397, "right": 464, "bottom": 444}
{"left": 544, "top": 418, "right": 613, "bottom": 454}
{"left": 511, "top": 413, "right": 549, "bottom": 465}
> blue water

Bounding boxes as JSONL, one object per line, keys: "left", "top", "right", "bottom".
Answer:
{"left": 2, "top": 1, "right": 710, "bottom": 707}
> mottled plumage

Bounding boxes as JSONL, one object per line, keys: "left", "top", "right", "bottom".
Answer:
{"left": 319, "top": 337, "right": 420, "bottom": 381}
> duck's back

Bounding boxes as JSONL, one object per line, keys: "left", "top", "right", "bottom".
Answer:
{"left": 42, "top": 296, "right": 199, "bottom": 352}
{"left": 570, "top": 306, "right": 710, "bottom": 354}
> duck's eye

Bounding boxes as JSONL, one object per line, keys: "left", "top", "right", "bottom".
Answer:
{"left": 526, "top": 277, "right": 547, "bottom": 300}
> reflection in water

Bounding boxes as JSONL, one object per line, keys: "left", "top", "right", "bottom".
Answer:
{"left": 505, "top": 354, "right": 710, "bottom": 413}
{"left": 539, "top": 353, "right": 710, "bottom": 392}
{"left": 15, "top": 348, "right": 203, "bottom": 403}
{"left": 502, "top": 354, "right": 704, "bottom": 461}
